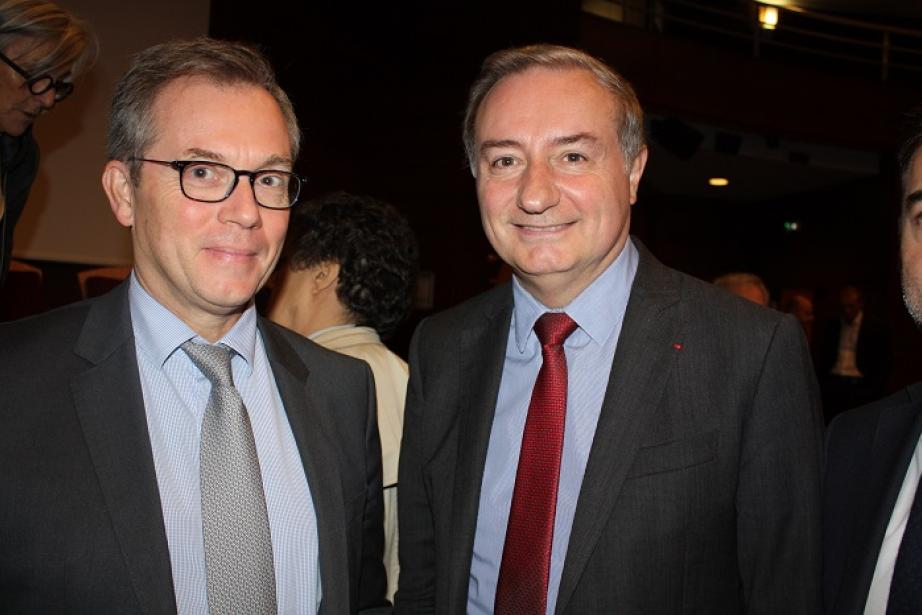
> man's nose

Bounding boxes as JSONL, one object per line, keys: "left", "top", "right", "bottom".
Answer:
{"left": 35, "top": 88, "right": 57, "bottom": 111}
{"left": 218, "top": 178, "right": 263, "bottom": 229}
{"left": 517, "top": 161, "right": 560, "bottom": 214}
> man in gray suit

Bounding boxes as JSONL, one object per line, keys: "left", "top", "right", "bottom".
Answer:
{"left": 395, "top": 44, "right": 823, "bottom": 614}
{"left": 0, "top": 38, "right": 388, "bottom": 613}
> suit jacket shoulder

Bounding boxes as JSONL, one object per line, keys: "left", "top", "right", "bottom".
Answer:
{"left": 413, "top": 282, "right": 511, "bottom": 338}
{"left": 628, "top": 243, "right": 803, "bottom": 383}
{"left": 412, "top": 244, "right": 793, "bottom": 364}
{"left": 0, "top": 282, "right": 135, "bottom": 407}
{"left": 0, "top": 283, "right": 176, "bottom": 613}
{"left": 824, "top": 384, "right": 922, "bottom": 614}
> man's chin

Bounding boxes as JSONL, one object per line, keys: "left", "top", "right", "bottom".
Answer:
{"left": 0, "top": 123, "right": 29, "bottom": 138}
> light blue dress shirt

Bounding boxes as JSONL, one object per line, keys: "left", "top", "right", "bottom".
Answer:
{"left": 467, "top": 240, "right": 638, "bottom": 615}
{"left": 129, "top": 275, "right": 321, "bottom": 614}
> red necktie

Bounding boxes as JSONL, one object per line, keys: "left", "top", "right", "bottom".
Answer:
{"left": 495, "top": 312, "right": 578, "bottom": 615}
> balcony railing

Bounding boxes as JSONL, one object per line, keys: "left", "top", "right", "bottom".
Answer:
{"left": 583, "top": 0, "right": 922, "bottom": 82}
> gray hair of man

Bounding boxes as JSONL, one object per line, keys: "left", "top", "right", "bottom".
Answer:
{"left": 0, "top": 0, "right": 95, "bottom": 79}
{"left": 462, "top": 44, "right": 645, "bottom": 176}
{"left": 107, "top": 37, "right": 300, "bottom": 182}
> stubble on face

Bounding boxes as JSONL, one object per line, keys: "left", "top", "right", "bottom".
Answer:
{"left": 901, "top": 150, "right": 922, "bottom": 327}
{"left": 902, "top": 264, "right": 922, "bottom": 327}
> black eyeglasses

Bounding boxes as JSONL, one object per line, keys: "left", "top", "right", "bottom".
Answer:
{"left": 131, "top": 159, "right": 306, "bottom": 210}
{"left": 0, "top": 50, "right": 73, "bottom": 101}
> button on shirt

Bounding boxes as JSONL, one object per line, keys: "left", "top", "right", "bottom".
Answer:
{"left": 129, "top": 275, "right": 321, "bottom": 614}
{"left": 467, "top": 239, "right": 638, "bottom": 615}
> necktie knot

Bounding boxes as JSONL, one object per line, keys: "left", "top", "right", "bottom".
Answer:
{"left": 181, "top": 341, "right": 235, "bottom": 388}
{"left": 534, "top": 312, "right": 578, "bottom": 348}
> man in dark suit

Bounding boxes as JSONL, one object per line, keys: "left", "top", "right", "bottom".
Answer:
{"left": 0, "top": 38, "right": 388, "bottom": 613}
{"left": 824, "top": 110, "right": 922, "bottom": 614}
{"left": 395, "top": 45, "right": 823, "bottom": 614}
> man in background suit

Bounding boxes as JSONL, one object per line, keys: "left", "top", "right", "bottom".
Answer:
{"left": 819, "top": 285, "right": 890, "bottom": 424}
{"left": 395, "top": 44, "right": 823, "bottom": 614}
{"left": 824, "top": 109, "right": 922, "bottom": 614}
{"left": 0, "top": 38, "right": 388, "bottom": 613}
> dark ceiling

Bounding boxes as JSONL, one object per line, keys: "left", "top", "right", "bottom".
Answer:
{"left": 792, "top": 0, "right": 922, "bottom": 22}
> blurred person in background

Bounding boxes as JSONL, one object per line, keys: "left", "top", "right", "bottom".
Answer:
{"left": 819, "top": 285, "right": 890, "bottom": 423}
{"left": 781, "top": 289, "right": 815, "bottom": 345}
{"left": 268, "top": 190, "right": 419, "bottom": 600}
{"left": 713, "top": 271, "right": 771, "bottom": 307}
{"left": 0, "top": 0, "right": 94, "bottom": 287}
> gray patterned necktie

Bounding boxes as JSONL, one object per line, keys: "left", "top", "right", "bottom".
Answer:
{"left": 181, "top": 341, "right": 277, "bottom": 615}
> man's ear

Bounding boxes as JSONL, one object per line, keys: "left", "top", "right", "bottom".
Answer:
{"left": 312, "top": 261, "right": 341, "bottom": 293}
{"left": 102, "top": 160, "right": 135, "bottom": 228}
{"left": 628, "top": 145, "right": 648, "bottom": 205}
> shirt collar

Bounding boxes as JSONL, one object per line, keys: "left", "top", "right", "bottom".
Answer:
{"left": 308, "top": 323, "right": 358, "bottom": 340}
{"left": 128, "top": 271, "right": 258, "bottom": 368}
{"left": 512, "top": 238, "right": 638, "bottom": 352}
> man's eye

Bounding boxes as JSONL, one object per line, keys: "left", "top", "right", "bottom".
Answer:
{"left": 188, "top": 164, "right": 217, "bottom": 181}
{"left": 564, "top": 152, "right": 587, "bottom": 163}
{"left": 258, "top": 173, "right": 286, "bottom": 188}
{"left": 492, "top": 156, "right": 516, "bottom": 168}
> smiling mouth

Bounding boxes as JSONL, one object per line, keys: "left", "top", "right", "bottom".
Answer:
{"left": 206, "top": 247, "right": 259, "bottom": 260}
{"left": 514, "top": 222, "right": 575, "bottom": 234}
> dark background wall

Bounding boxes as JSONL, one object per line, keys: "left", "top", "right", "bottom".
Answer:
{"left": 210, "top": 1, "right": 582, "bottom": 309}
{"left": 3, "top": 1, "right": 918, "bottom": 392}
{"left": 209, "top": 1, "right": 922, "bottom": 389}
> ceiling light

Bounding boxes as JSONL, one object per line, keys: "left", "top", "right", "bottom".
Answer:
{"left": 708, "top": 177, "right": 729, "bottom": 187}
{"left": 758, "top": 5, "right": 779, "bottom": 30}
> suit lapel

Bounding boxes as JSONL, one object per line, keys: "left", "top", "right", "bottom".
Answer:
{"left": 70, "top": 283, "right": 176, "bottom": 614}
{"left": 835, "top": 386, "right": 922, "bottom": 613}
{"left": 259, "top": 321, "right": 348, "bottom": 615}
{"left": 446, "top": 288, "right": 514, "bottom": 613}
{"left": 555, "top": 244, "right": 681, "bottom": 614}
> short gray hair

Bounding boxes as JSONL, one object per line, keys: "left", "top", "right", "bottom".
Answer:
{"left": 0, "top": 0, "right": 95, "bottom": 79}
{"left": 107, "top": 37, "right": 300, "bottom": 179}
{"left": 462, "top": 44, "right": 645, "bottom": 174}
